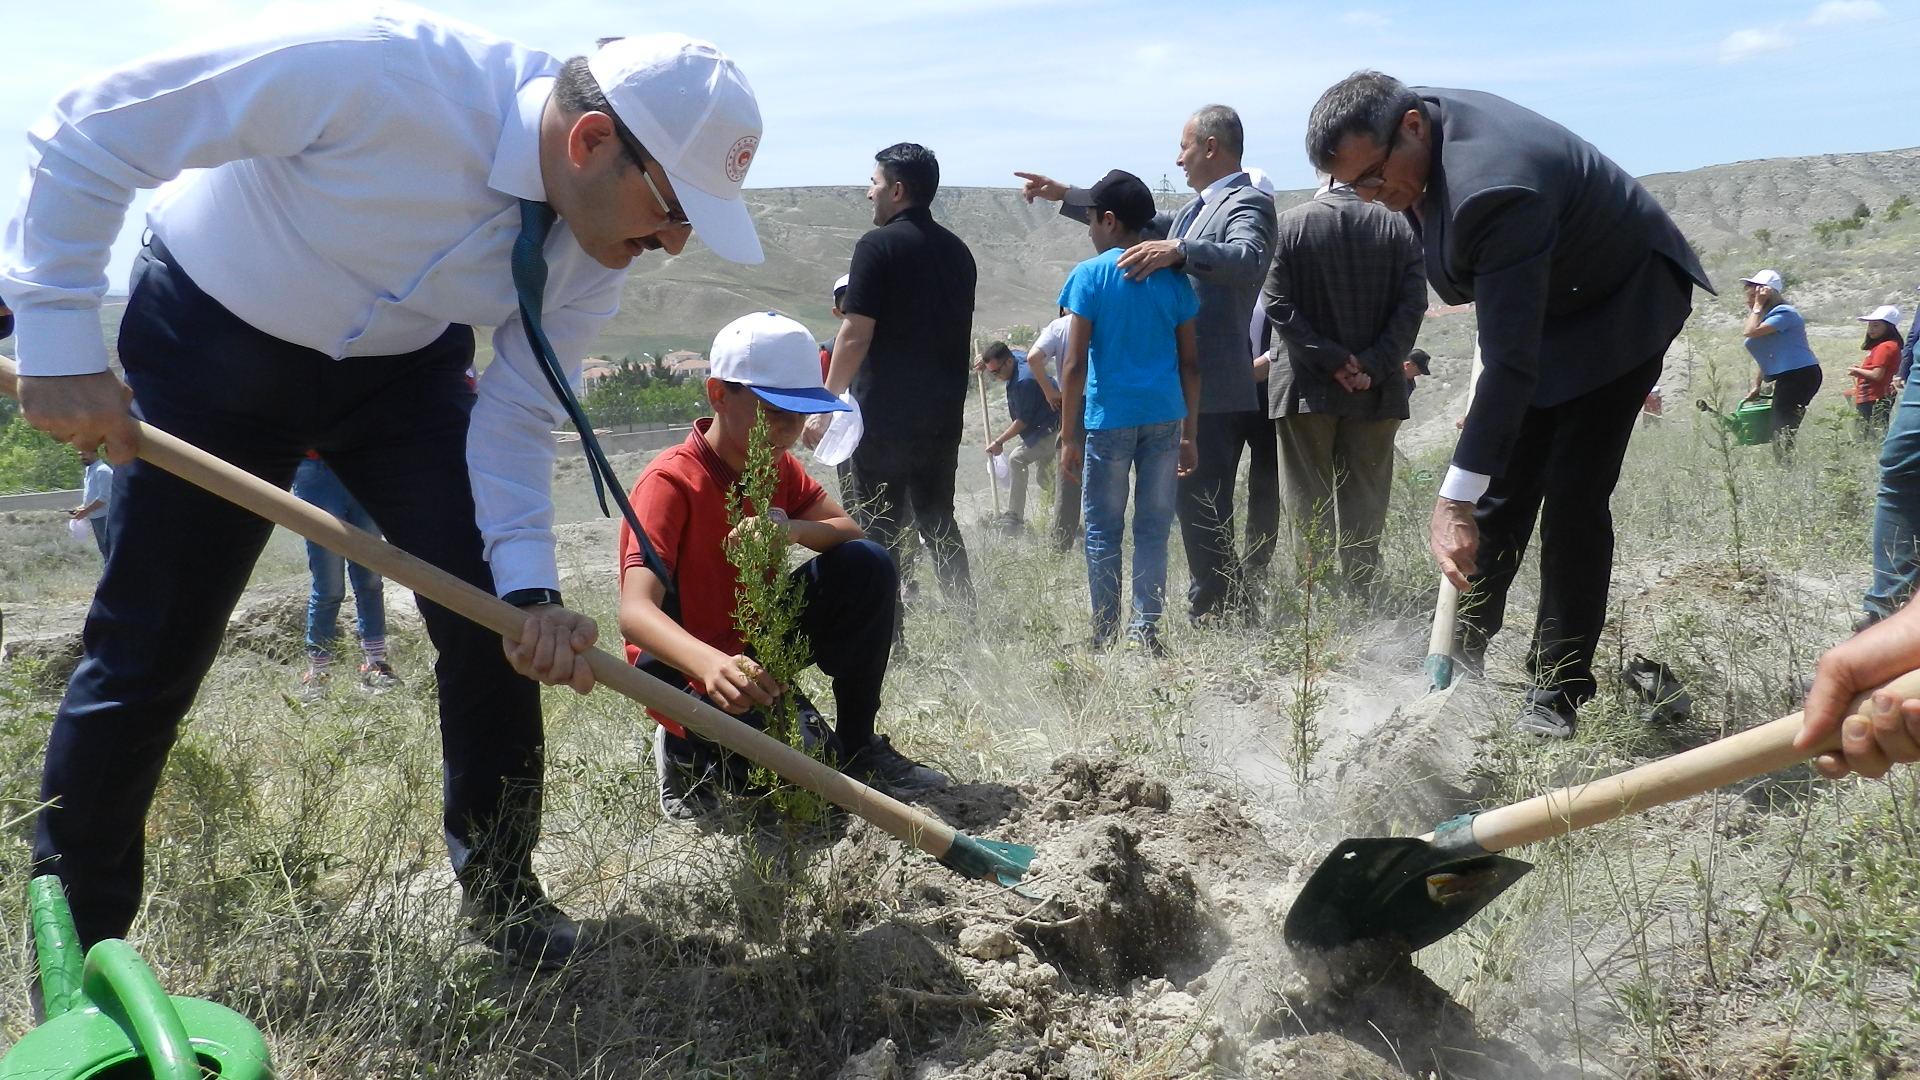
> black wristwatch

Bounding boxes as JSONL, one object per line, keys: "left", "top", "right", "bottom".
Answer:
{"left": 502, "top": 588, "right": 564, "bottom": 608}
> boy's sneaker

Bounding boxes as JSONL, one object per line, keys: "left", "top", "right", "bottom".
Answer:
{"left": 838, "top": 735, "right": 949, "bottom": 793}
{"left": 1125, "top": 627, "right": 1167, "bottom": 658}
{"left": 295, "top": 670, "right": 329, "bottom": 705}
{"left": 654, "top": 725, "right": 719, "bottom": 821}
{"left": 1513, "top": 692, "right": 1577, "bottom": 739}
{"left": 359, "top": 661, "right": 402, "bottom": 693}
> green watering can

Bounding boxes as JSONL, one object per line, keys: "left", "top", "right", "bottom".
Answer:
{"left": 0, "top": 877, "right": 271, "bottom": 1080}
{"left": 1695, "top": 395, "right": 1774, "bottom": 446}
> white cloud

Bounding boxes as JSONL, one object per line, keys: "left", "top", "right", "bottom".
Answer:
{"left": 1719, "top": 26, "right": 1793, "bottom": 63}
{"left": 1809, "top": 0, "right": 1888, "bottom": 25}
{"left": 1341, "top": 11, "right": 1392, "bottom": 29}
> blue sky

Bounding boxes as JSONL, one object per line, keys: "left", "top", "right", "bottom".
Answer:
{"left": 3, "top": 0, "right": 1912, "bottom": 290}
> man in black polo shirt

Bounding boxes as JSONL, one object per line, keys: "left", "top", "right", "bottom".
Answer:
{"left": 811, "top": 143, "right": 979, "bottom": 604}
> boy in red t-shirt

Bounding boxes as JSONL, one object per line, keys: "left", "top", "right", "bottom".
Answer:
{"left": 618, "top": 312, "right": 947, "bottom": 819}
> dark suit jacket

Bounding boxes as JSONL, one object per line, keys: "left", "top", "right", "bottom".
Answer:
{"left": 1075, "top": 175, "right": 1276, "bottom": 415}
{"left": 1412, "top": 88, "right": 1714, "bottom": 476}
{"left": 1264, "top": 188, "right": 1425, "bottom": 420}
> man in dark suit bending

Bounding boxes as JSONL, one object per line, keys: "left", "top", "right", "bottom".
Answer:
{"left": 1306, "top": 71, "right": 1713, "bottom": 738}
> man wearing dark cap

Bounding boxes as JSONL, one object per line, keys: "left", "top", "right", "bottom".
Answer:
{"left": 1404, "top": 348, "right": 1431, "bottom": 396}
{"left": 1, "top": 8, "right": 765, "bottom": 965}
{"left": 1054, "top": 170, "right": 1201, "bottom": 653}
{"left": 1018, "top": 106, "right": 1275, "bottom": 626}
{"left": 1306, "top": 72, "right": 1711, "bottom": 738}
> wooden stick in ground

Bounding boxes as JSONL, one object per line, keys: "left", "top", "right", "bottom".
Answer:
{"left": 1442, "top": 668, "right": 1920, "bottom": 854}
{"left": 0, "top": 358, "right": 979, "bottom": 871}
{"left": 979, "top": 367, "right": 1001, "bottom": 517}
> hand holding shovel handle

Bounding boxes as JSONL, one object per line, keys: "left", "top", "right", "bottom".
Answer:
{"left": 1454, "top": 667, "right": 1920, "bottom": 854}
{"left": 1287, "top": 667, "right": 1920, "bottom": 955}
{"left": 0, "top": 357, "right": 1032, "bottom": 887}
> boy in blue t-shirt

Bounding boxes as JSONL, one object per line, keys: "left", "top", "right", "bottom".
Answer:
{"left": 1056, "top": 170, "right": 1200, "bottom": 651}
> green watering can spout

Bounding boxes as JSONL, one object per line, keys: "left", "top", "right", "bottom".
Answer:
{"left": 1, "top": 876, "right": 273, "bottom": 1080}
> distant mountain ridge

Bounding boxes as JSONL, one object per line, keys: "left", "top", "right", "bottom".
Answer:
{"left": 599, "top": 146, "right": 1920, "bottom": 362}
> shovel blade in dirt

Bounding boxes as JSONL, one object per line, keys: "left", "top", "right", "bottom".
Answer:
{"left": 1285, "top": 669, "right": 1920, "bottom": 956}
{"left": 1284, "top": 835, "right": 1531, "bottom": 955}
{"left": 0, "top": 358, "right": 1034, "bottom": 891}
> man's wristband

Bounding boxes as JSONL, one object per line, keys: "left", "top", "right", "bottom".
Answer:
{"left": 502, "top": 588, "right": 564, "bottom": 608}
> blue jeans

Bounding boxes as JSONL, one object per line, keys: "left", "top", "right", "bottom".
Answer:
{"left": 1866, "top": 379, "right": 1920, "bottom": 619}
{"left": 1081, "top": 421, "right": 1181, "bottom": 642}
{"left": 293, "top": 456, "right": 385, "bottom": 657}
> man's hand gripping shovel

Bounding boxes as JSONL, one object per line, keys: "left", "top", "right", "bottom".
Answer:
{"left": 0, "top": 357, "right": 1035, "bottom": 891}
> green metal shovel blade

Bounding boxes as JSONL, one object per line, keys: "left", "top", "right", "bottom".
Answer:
{"left": 939, "top": 832, "right": 1037, "bottom": 888}
{"left": 1283, "top": 837, "right": 1533, "bottom": 954}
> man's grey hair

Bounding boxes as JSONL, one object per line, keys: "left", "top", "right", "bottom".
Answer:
{"left": 1188, "top": 105, "right": 1244, "bottom": 159}
{"left": 1305, "top": 71, "right": 1420, "bottom": 172}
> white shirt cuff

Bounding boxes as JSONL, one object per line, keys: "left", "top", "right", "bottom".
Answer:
{"left": 15, "top": 308, "right": 112, "bottom": 377}
{"left": 486, "top": 536, "right": 560, "bottom": 600}
{"left": 1439, "top": 465, "right": 1490, "bottom": 504}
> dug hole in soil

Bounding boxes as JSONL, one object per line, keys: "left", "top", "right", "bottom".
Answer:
{"left": 801, "top": 747, "right": 1548, "bottom": 1080}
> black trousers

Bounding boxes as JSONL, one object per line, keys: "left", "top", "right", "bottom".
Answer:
{"left": 1243, "top": 415, "right": 1281, "bottom": 576}
{"left": 846, "top": 435, "right": 972, "bottom": 602}
{"left": 36, "top": 241, "right": 543, "bottom": 944}
{"left": 658, "top": 538, "right": 897, "bottom": 766}
{"left": 1768, "top": 363, "right": 1823, "bottom": 460}
{"left": 1456, "top": 353, "right": 1663, "bottom": 709}
{"left": 1178, "top": 409, "right": 1270, "bottom": 616}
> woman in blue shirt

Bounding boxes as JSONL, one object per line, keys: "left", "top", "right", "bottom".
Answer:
{"left": 1741, "top": 268, "right": 1823, "bottom": 459}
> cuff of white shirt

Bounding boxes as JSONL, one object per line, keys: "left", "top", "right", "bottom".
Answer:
{"left": 487, "top": 537, "right": 561, "bottom": 602}
{"left": 1439, "top": 465, "right": 1490, "bottom": 504}
{"left": 15, "top": 308, "right": 113, "bottom": 377}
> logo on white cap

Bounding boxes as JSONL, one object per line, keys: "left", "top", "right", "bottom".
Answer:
{"left": 589, "top": 34, "right": 765, "bottom": 264}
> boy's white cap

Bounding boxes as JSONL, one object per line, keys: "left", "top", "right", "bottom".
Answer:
{"left": 591, "top": 34, "right": 764, "bottom": 264}
{"left": 1246, "top": 167, "right": 1277, "bottom": 196}
{"left": 832, "top": 273, "right": 851, "bottom": 296}
{"left": 1858, "top": 304, "right": 1903, "bottom": 327}
{"left": 709, "top": 313, "right": 850, "bottom": 413}
{"left": 1740, "top": 268, "right": 1785, "bottom": 292}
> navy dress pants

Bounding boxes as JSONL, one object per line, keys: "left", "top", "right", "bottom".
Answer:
{"left": 36, "top": 240, "right": 544, "bottom": 945}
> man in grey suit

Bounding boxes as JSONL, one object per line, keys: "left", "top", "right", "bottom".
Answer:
{"left": 1263, "top": 184, "right": 1425, "bottom": 604}
{"left": 1308, "top": 72, "right": 1712, "bottom": 738}
{"left": 1017, "top": 104, "right": 1277, "bottom": 625}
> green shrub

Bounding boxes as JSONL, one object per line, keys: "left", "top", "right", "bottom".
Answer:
{"left": 0, "top": 416, "right": 82, "bottom": 494}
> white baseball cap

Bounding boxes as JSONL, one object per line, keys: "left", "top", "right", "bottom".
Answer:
{"left": 1858, "top": 304, "right": 1903, "bottom": 328}
{"left": 832, "top": 273, "right": 850, "bottom": 297}
{"left": 1246, "top": 167, "right": 1277, "bottom": 196}
{"left": 591, "top": 34, "right": 764, "bottom": 264}
{"left": 709, "top": 313, "right": 850, "bottom": 413}
{"left": 1741, "top": 269, "right": 1785, "bottom": 292}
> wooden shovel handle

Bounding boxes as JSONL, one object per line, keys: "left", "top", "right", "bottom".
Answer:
{"left": 1458, "top": 669, "right": 1920, "bottom": 854}
{"left": 1426, "top": 577, "right": 1459, "bottom": 659}
{"left": 0, "top": 358, "right": 959, "bottom": 860}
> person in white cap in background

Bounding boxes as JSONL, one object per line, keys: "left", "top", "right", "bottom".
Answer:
{"left": 1740, "top": 268, "right": 1823, "bottom": 460}
{"left": 1848, "top": 304, "right": 1903, "bottom": 438}
{"left": 0, "top": 5, "right": 764, "bottom": 967}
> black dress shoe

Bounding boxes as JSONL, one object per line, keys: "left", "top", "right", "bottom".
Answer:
{"left": 462, "top": 878, "right": 592, "bottom": 970}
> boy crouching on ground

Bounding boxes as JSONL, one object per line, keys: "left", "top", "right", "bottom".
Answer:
{"left": 617, "top": 312, "right": 947, "bottom": 819}
{"left": 1057, "top": 170, "right": 1200, "bottom": 653}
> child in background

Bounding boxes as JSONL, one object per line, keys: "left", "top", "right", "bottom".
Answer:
{"left": 1850, "top": 304, "right": 1903, "bottom": 438}
{"left": 1055, "top": 170, "right": 1200, "bottom": 653}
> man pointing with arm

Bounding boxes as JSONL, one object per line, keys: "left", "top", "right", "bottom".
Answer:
{"left": 0, "top": 5, "right": 764, "bottom": 967}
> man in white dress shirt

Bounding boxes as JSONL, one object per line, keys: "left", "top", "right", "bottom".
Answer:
{"left": 0, "top": 3, "right": 764, "bottom": 967}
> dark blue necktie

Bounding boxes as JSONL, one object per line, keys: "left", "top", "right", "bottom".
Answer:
{"left": 511, "top": 199, "right": 675, "bottom": 609}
